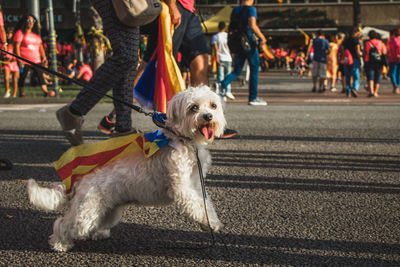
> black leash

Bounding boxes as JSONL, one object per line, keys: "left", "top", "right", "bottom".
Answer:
{"left": 0, "top": 47, "right": 153, "bottom": 117}
{"left": 0, "top": 48, "right": 220, "bottom": 250}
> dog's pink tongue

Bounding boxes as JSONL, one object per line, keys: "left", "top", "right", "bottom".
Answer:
{"left": 201, "top": 125, "right": 214, "bottom": 139}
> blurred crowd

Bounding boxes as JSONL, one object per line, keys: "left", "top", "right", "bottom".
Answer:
{"left": 258, "top": 27, "right": 400, "bottom": 97}
{"left": 2, "top": 8, "right": 400, "bottom": 100}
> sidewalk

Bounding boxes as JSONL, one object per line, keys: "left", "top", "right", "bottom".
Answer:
{"left": 213, "top": 70, "right": 400, "bottom": 105}
{"left": 1, "top": 70, "right": 399, "bottom": 105}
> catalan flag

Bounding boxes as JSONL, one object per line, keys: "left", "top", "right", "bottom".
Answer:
{"left": 54, "top": 130, "right": 169, "bottom": 193}
{"left": 134, "top": 2, "right": 185, "bottom": 113}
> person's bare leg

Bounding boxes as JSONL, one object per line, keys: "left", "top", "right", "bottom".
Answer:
{"left": 374, "top": 83, "right": 380, "bottom": 96}
{"left": 369, "top": 80, "right": 374, "bottom": 95}
{"left": 189, "top": 54, "right": 209, "bottom": 86}
{"left": 4, "top": 69, "right": 10, "bottom": 95}
{"left": 41, "top": 84, "right": 49, "bottom": 94}
{"left": 12, "top": 72, "right": 19, "bottom": 97}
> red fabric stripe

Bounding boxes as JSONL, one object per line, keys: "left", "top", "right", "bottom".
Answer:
{"left": 57, "top": 143, "right": 131, "bottom": 180}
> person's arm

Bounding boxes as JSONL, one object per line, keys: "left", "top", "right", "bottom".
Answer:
{"left": 248, "top": 17, "right": 266, "bottom": 44}
{"left": 76, "top": 71, "right": 83, "bottom": 80}
{"left": 15, "top": 41, "right": 23, "bottom": 66}
{"left": 306, "top": 39, "right": 313, "bottom": 60}
{"left": 0, "top": 26, "right": 6, "bottom": 47}
{"left": 164, "top": 0, "right": 181, "bottom": 29}
{"left": 382, "top": 41, "right": 387, "bottom": 55}
{"left": 214, "top": 43, "right": 221, "bottom": 65}
{"left": 356, "top": 43, "right": 362, "bottom": 59}
{"left": 39, "top": 44, "right": 47, "bottom": 64}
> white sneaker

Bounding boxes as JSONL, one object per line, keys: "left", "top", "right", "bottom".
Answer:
{"left": 248, "top": 98, "right": 267, "bottom": 106}
{"left": 4, "top": 92, "right": 10, "bottom": 98}
{"left": 220, "top": 95, "right": 227, "bottom": 102}
{"left": 226, "top": 92, "right": 235, "bottom": 100}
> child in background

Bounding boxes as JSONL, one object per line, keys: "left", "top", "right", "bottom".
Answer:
{"left": 296, "top": 51, "right": 308, "bottom": 77}
{"left": 3, "top": 28, "right": 19, "bottom": 98}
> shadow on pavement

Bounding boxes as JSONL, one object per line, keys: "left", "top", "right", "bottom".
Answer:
{"left": 0, "top": 207, "right": 399, "bottom": 265}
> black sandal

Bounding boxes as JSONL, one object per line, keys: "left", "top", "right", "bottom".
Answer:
{"left": 0, "top": 159, "right": 13, "bottom": 170}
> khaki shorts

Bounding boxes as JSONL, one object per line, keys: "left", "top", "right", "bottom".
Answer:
{"left": 312, "top": 60, "right": 327, "bottom": 78}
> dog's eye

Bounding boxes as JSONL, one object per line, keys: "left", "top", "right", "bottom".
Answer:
{"left": 211, "top": 103, "right": 217, "bottom": 109}
{"left": 190, "top": 104, "right": 199, "bottom": 112}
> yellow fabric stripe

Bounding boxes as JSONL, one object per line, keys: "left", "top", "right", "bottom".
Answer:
{"left": 53, "top": 133, "right": 142, "bottom": 170}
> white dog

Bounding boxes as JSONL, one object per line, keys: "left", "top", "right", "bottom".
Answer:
{"left": 27, "top": 85, "right": 226, "bottom": 252}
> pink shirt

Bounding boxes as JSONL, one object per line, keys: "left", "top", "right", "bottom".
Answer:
{"left": 388, "top": 37, "right": 400, "bottom": 63}
{"left": 178, "top": 0, "right": 195, "bottom": 13}
{"left": 14, "top": 30, "right": 43, "bottom": 64}
{"left": 364, "top": 39, "right": 387, "bottom": 63}
{"left": 78, "top": 64, "right": 93, "bottom": 82}
{"left": 0, "top": 11, "right": 4, "bottom": 27}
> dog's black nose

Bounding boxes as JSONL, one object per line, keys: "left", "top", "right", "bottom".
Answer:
{"left": 203, "top": 113, "right": 213, "bottom": 121}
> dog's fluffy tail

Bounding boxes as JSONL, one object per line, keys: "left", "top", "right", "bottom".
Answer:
{"left": 27, "top": 179, "right": 68, "bottom": 211}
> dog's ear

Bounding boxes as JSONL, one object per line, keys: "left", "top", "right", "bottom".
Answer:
{"left": 166, "top": 91, "right": 184, "bottom": 123}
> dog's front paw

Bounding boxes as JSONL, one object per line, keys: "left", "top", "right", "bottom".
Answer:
{"left": 200, "top": 220, "right": 224, "bottom": 232}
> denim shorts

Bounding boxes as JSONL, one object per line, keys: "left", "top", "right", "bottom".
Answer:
{"left": 365, "top": 62, "right": 382, "bottom": 84}
{"left": 143, "top": 2, "right": 210, "bottom": 66}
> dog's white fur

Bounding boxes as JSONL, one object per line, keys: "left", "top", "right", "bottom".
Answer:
{"left": 27, "top": 85, "right": 226, "bottom": 252}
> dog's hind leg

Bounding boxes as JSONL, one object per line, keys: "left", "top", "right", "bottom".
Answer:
{"left": 92, "top": 206, "right": 124, "bottom": 240}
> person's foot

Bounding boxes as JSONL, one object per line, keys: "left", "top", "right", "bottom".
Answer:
{"left": 219, "top": 94, "right": 227, "bottom": 103}
{"left": 226, "top": 92, "right": 235, "bottom": 100}
{"left": 218, "top": 128, "right": 238, "bottom": 139}
{"left": 4, "top": 92, "right": 10, "bottom": 98}
{"left": 56, "top": 105, "right": 84, "bottom": 146}
{"left": 330, "top": 87, "right": 337, "bottom": 92}
{"left": 367, "top": 93, "right": 375, "bottom": 97}
{"left": 350, "top": 89, "right": 358, "bottom": 98}
{"left": 248, "top": 98, "right": 267, "bottom": 106}
{"left": 312, "top": 86, "right": 317, "bottom": 93}
{"left": 318, "top": 86, "right": 327, "bottom": 93}
{"left": 97, "top": 115, "right": 116, "bottom": 135}
{"left": 346, "top": 91, "right": 350, "bottom": 98}
{"left": 19, "top": 92, "right": 25, "bottom": 97}
{"left": 393, "top": 88, "right": 400, "bottom": 94}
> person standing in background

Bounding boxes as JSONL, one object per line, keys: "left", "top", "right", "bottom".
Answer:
{"left": 3, "top": 28, "right": 19, "bottom": 98}
{"left": 388, "top": 28, "right": 400, "bottom": 94}
{"left": 342, "top": 29, "right": 363, "bottom": 98}
{"left": 14, "top": 14, "right": 49, "bottom": 97}
{"left": 326, "top": 33, "right": 344, "bottom": 92}
{"left": 212, "top": 21, "right": 234, "bottom": 101}
{"left": 307, "top": 30, "right": 330, "bottom": 93}
{"left": 0, "top": 7, "right": 6, "bottom": 48}
{"left": 221, "top": 0, "right": 267, "bottom": 106}
{"left": 363, "top": 30, "right": 387, "bottom": 97}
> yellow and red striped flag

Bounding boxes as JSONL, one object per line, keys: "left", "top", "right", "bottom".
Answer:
{"left": 54, "top": 130, "right": 169, "bottom": 193}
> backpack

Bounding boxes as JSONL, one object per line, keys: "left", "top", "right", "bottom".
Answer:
{"left": 112, "top": 0, "right": 162, "bottom": 27}
{"left": 369, "top": 43, "right": 382, "bottom": 65}
{"left": 339, "top": 48, "right": 354, "bottom": 66}
{"left": 228, "top": 6, "right": 252, "bottom": 54}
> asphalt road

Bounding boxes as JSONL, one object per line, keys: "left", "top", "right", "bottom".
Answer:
{"left": 0, "top": 72, "right": 400, "bottom": 266}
